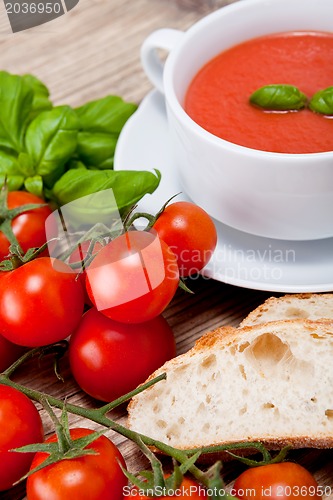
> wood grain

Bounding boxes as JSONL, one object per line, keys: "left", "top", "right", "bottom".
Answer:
{"left": 0, "top": 0, "right": 332, "bottom": 498}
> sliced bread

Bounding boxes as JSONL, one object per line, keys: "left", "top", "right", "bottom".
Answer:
{"left": 128, "top": 319, "right": 333, "bottom": 453}
{"left": 240, "top": 293, "right": 333, "bottom": 327}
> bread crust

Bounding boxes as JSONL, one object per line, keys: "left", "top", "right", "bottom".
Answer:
{"left": 240, "top": 293, "right": 333, "bottom": 327}
{"left": 146, "top": 435, "right": 333, "bottom": 463}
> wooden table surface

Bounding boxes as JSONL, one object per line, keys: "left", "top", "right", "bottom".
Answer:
{"left": 0, "top": 0, "right": 332, "bottom": 498}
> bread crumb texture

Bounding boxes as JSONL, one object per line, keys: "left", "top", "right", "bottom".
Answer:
{"left": 128, "top": 320, "right": 333, "bottom": 451}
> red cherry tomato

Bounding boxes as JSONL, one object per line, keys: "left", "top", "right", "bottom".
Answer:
{"left": 0, "top": 385, "right": 44, "bottom": 491}
{"left": 0, "top": 269, "right": 25, "bottom": 366}
{"left": 0, "top": 257, "right": 84, "bottom": 347}
{"left": 69, "top": 308, "right": 176, "bottom": 401}
{"left": 127, "top": 476, "right": 207, "bottom": 498}
{"left": 153, "top": 201, "right": 217, "bottom": 277}
{"left": 86, "top": 230, "right": 179, "bottom": 323}
{"left": 0, "top": 191, "right": 53, "bottom": 261}
{"left": 26, "top": 428, "right": 127, "bottom": 500}
{"left": 233, "top": 462, "right": 322, "bottom": 500}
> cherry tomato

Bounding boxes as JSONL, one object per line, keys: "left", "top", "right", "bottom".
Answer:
{"left": 26, "top": 427, "right": 127, "bottom": 500}
{"left": 233, "top": 462, "right": 321, "bottom": 500}
{"left": 86, "top": 230, "right": 179, "bottom": 323}
{"left": 153, "top": 201, "right": 217, "bottom": 277}
{"left": 0, "top": 333, "right": 25, "bottom": 372}
{"left": 0, "top": 385, "right": 44, "bottom": 491}
{"left": 0, "top": 257, "right": 84, "bottom": 347}
{"left": 127, "top": 476, "right": 207, "bottom": 498}
{"left": 69, "top": 308, "right": 176, "bottom": 401}
{"left": 0, "top": 271, "right": 25, "bottom": 367}
{"left": 0, "top": 191, "right": 53, "bottom": 261}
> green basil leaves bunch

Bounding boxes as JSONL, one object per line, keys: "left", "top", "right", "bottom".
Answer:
{"left": 0, "top": 70, "right": 160, "bottom": 212}
{"left": 0, "top": 71, "right": 54, "bottom": 194}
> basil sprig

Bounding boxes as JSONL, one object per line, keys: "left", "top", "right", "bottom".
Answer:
{"left": 309, "top": 86, "right": 333, "bottom": 115}
{"left": 52, "top": 168, "right": 161, "bottom": 217}
{"left": 0, "top": 70, "right": 160, "bottom": 211}
{"left": 250, "top": 84, "right": 307, "bottom": 111}
{"left": 75, "top": 96, "right": 137, "bottom": 170}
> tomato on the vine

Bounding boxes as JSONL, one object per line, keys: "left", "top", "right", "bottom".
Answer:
{"left": 69, "top": 308, "right": 176, "bottom": 401}
{"left": 86, "top": 230, "right": 179, "bottom": 323}
{"left": 0, "top": 385, "right": 44, "bottom": 491}
{"left": 127, "top": 476, "right": 207, "bottom": 498}
{"left": 153, "top": 201, "right": 217, "bottom": 277}
{"left": 0, "top": 191, "right": 53, "bottom": 261}
{"left": 233, "top": 462, "right": 321, "bottom": 500}
{"left": 26, "top": 428, "right": 127, "bottom": 500}
{"left": 0, "top": 257, "right": 84, "bottom": 347}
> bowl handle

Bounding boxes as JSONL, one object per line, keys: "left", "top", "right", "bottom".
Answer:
{"left": 141, "top": 28, "right": 184, "bottom": 94}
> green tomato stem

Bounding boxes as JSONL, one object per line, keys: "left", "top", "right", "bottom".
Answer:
{"left": 124, "top": 193, "right": 181, "bottom": 232}
{"left": 124, "top": 211, "right": 156, "bottom": 232}
{"left": 183, "top": 441, "right": 272, "bottom": 463}
{"left": 40, "top": 397, "right": 72, "bottom": 454}
{"left": 1, "top": 342, "right": 68, "bottom": 378}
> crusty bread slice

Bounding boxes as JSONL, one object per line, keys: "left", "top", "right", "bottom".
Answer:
{"left": 240, "top": 293, "right": 333, "bottom": 327}
{"left": 128, "top": 320, "right": 333, "bottom": 453}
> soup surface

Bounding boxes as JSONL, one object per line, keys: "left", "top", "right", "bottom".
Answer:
{"left": 185, "top": 32, "right": 333, "bottom": 154}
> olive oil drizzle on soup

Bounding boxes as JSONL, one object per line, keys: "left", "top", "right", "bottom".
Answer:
{"left": 184, "top": 31, "right": 333, "bottom": 154}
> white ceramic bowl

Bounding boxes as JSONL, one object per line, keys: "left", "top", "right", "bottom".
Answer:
{"left": 141, "top": 0, "right": 333, "bottom": 241}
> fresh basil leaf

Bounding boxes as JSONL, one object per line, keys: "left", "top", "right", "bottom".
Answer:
{"left": 66, "top": 159, "right": 87, "bottom": 170}
{"left": 0, "top": 71, "right": 34, "bottom": 151}
{"left": 250, "top": 84, "right": 307, "bottom": 111}
{"left": 0, "top": 149, "right": 20, "bottom": 174}
{"left": 309, "top": 86, "right": 333, "bottom": 115}
{"left": 0, "top": 175, "right": 24, "bottom": 191}
{"left": 22, "top": 74, "right": 53, "bottom": 121}
{"left": 52, "top": 168, "right": 161, "bottom": 214}
{"left": 24, "top": 175, "right": 44, "bottom": 197}
{"left": 22, "top": 74, "right": 49, "bottom": 98}
{"left": 25, "top": 105, "right": 80, "bottom": 183}
{"left": 18, "top": 152, "right": 35, "bottom": 176}
{"left": 77, "top": 131, "right": 117, "bottom": 167}
{"left": 0, "top": 149, "right": 24, "bottom": 190}
{"left": 111, "top": 168, "right": 161, "bottom": 213}
{"left": 75, "top": 96, "right": 137, "bottom": 134}
{"left": 91, "top": 157, "right": 114, "bottom": 170}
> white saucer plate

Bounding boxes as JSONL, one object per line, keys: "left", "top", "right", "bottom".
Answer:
{"left": 114, "top": 91, "right": 333, "bottom": 293}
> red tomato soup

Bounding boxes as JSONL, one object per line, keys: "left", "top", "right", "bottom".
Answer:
{"left": 184, "top": 31, "right": 333, "bottom": 154}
